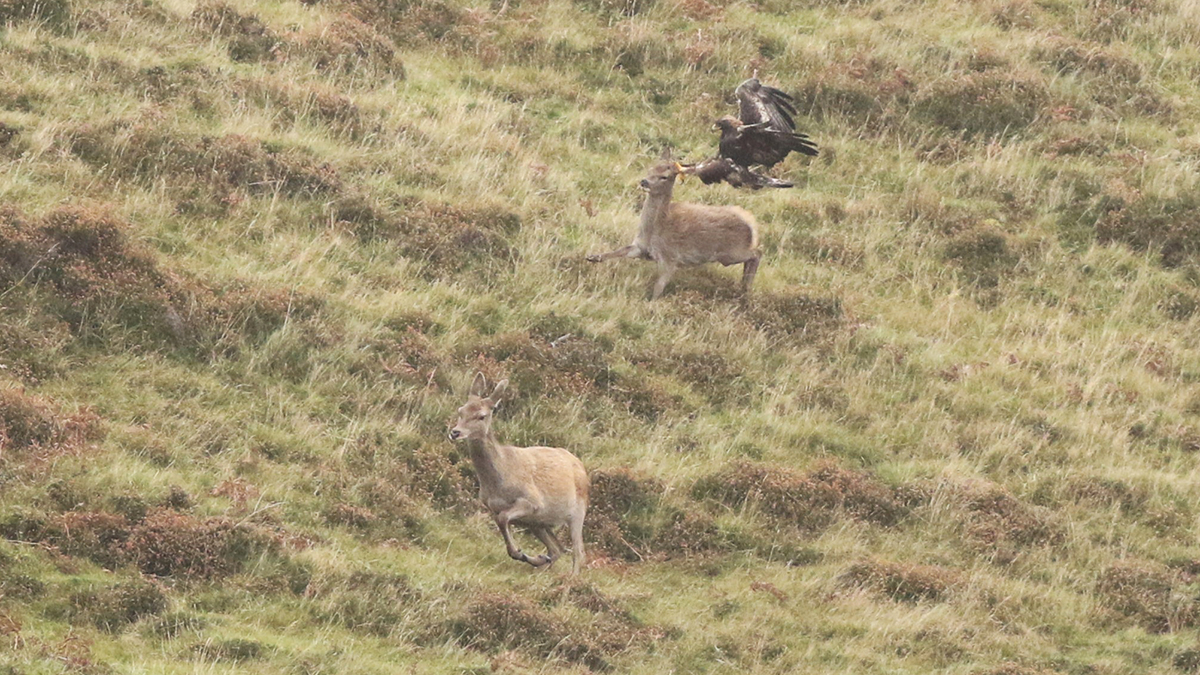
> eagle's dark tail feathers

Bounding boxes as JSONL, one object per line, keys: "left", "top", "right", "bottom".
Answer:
{"left": 789, "top": 132, "right": 820, "bottom": 157}
{"left": 754, "top": 174, "right": 794, "bottom": 189}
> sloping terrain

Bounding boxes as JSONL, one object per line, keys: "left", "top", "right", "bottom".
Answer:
{"left": 2, "top": 0, "right": 1200, "bottom": 673}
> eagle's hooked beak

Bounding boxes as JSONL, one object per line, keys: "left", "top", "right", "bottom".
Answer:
{"left": 674, "top": 162, "right": 688, "bottom": 182}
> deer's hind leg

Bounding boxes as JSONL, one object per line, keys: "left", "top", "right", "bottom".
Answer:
{"left": 741, "top": 251, "right": 761, "bottom": 292}
{"left": 531, "top": 526, "right": 564, "bottom": 569}
{"left": 568, "top": 508, "right": 586, "bottom": 575}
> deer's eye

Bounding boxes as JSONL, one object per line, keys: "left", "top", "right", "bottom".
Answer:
{"left": 478, "top": 414, "right": 487, "bottom": 420}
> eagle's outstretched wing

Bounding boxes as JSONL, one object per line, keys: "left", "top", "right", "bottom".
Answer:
{"left": 719, "top": 125, "right": 818, "bottom": 169}
{"left": 735, "top": 77, "right": 797, "bottom": 133}
{"left": 720, "top": 78, "right": 818, "bottom": 169}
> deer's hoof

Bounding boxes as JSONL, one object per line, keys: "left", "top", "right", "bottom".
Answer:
{"left": 585, "top": 254, "right": 601, "bottom": 263}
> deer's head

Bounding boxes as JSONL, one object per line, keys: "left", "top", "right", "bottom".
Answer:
{"left": 449, "top": 372, "right": 508, "bottom": 441}
{"left": 640, "top": 148, "right": 684, "bottom": 195}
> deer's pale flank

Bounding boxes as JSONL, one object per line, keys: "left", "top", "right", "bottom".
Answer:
{"left": 587, "top": 150, "right": 762, "bottom": 299}
{"left": 448, "top": 373, "right": 590, "bottom": 574}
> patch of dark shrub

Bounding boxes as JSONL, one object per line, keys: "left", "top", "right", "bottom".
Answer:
{"left": 913, "top": 71, "right": 1048, "bottom": 138}
{"left": 476, "top": 331, "right": 612, "bottom": 405}
{"left": 235, "top": 77, "right": 369, "bottom": 138}
{"left": 973, "top": 664, "right": 1057, "bottom": 675}
{"left": 630, "top": 347, "right": 750, "bottom": 406}
{"left": 1035, "top": 36, "right": 1141, "bottom": 81}
{"left": 345, "top": 0, "right": 466, "bottom": 44}
{"left": 146, "top": 611, "right": 207, "bottom": 638}
{"left": 67, "top": 122, "right": 342, "bottom": 203}
{"left": 192, "top": 638, "right": 267, "bottom": 662}
{"left": 0, "top": 204, "right": 318, "bottom": 353}
{"left": 0, "top": 388, "right": 87, "bottom": 452}
{"left": 574, "top": 0, "right": 655, "bottom": 18}
{"left": 1176, "top": 647, "right": 1200, "bottom": 673}
{"left": 449, "top": 591, "right": 651, "bottom": 671}
{"left": 692, "top": 461, "right": 909, "bottom": 531}
{"left": 1091, "top": 192, "right": 1200, "bottom": 268}
{"left": 587, "top": 468, "right": 660, "bottom": 560}
{"left": 586, "top": 469, "right": 738, "bottom": 561}
{"left": 193, "top": 1, "right": 281, "bottom": 63}
{"left": 792, "top": 54, "right": 915, "bottom": 128}
{"left": 0, "top": 0, "right": 71, "bottom": 28}
{"left": 323, "top": 503, "right": 378, "bottom": 530}
{"left": 125, "top": 510, "right": 274, "bottom": 579}
{"left": 1097, "top": 561, "right": 1198, "bottom": 633}
{"left": 740, "top": 290, "right": 843, "bottom": 341}
{"left": 301, "top": 15, "right": 404, "bottom": 76}
{"left": 0, "top": 121, "right": 20, "bottom": 150}
{"left": 840, "top": 558, "right": 961, "bottom": 602}
{"left": 108, "top": 494, "right": 149, "bottom": 523}
{"left": 0, "top": 571, "right": 46, "bottom": 601}
{"left": 394, "top": 202, "right": 521, "bottom": 278}
{"left": 650, "top": 508, "right": 739, "bottom": 558}
{"left": 161, "top": 485, "right": 194, "bottom": 512}
{"left": 346, "top": 323, "right": 446, "bottom": 390}
{"left": 1065, "top": 476, "right": 1148, "bottom": 514}
{"left": 944, "top": 225, "right": 1018, "bottom": 289}
{"left": 604, "top": 24, "right": 685, "bottom": 78}
{"left": 1161, "top": 287, "right": 1200, "bottom": 321}
{"left": 50, "top": 511, "right": 130, "bottom": 568}
{"left": 65, "top": 577, "right": 167, "bottom": 632}
{"left": 306, "top": 570, "right": 419, "bottom": 636}
{"left": 951, "top": 481, "right": 1064, "bottom": 561}
{"left": 398, "top": 444, "right": 475, "bottom": 511}
{"left": 545, "top": 582, "right": 639, "bottom": 624}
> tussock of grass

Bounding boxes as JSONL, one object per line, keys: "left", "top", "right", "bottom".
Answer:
{"left": 60, "top": 577, "right": 168, "bottom": 632}
{"left": 448, "top": 588, "right": 657, "bottom": 671}
{"left": 1097, "top": 561, "right": 1200, "bottom": 633}
{"left": 693, "top": 461, "right": 910, "bottom": 530}
{"left": 0, "top": 0, "right": 71, "bottom": 28}
{"left": 0, "top": 387, "right": 98, "bottom": 453}
{"left": 840, "top": 558, "right": 961, "bottom": 603}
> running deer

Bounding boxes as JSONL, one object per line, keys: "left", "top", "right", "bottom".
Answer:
{"left": 586, "top": 150, "right": 762, "bottom": 299}
{"left": 448, "top": 373, "right": 589, "bottom": 574}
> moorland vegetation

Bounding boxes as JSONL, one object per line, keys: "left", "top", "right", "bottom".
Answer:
{"left": 3, "top": 0, "right": 1200, "bottom": 673}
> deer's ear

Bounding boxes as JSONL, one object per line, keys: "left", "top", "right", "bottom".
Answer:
{"left": 489, "top": 379, "right": 509, "bottom": 407}
{"left": 659, "top": 146, "right": 672, "bottom": 161}
{"left": 469, "top": 372, "right": 488, "bottom": 398}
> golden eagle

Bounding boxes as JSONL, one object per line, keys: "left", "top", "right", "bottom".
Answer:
{"left": 682, "top": 78, "right": 818, "bottom": 189}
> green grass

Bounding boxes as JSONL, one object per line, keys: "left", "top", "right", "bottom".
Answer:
{"left": 3, "top": 0, "right": 1200, "bottom": 672}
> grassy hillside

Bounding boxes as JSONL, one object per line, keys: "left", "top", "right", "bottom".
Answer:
{"left": 3, "top": 0, "right": 1200, "bottom": 672}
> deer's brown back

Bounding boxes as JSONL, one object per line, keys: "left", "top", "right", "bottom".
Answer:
{"left": 654, "top": 203, "right": 758, "bottom": 265}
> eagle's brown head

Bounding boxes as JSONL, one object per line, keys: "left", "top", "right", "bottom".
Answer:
{"left": 712, "top": 116, "right": 741, "bottom": 134}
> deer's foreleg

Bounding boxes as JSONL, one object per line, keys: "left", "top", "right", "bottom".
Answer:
{"left": 495, "top": 503, "right": 550, "bottom": 567}
{"left": 586, "top": 244, "right": 641, "bottom": 263}
{"left": 650, "top": 262, "right": 677, "bottom": 300}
